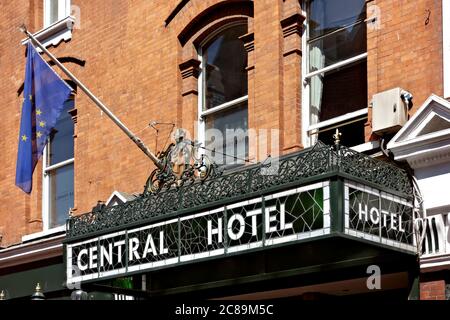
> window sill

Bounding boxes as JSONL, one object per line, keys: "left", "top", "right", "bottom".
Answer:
{"left": 307, "top": 108, "right": 368, "bottom": 132}
{"left": 350, "top": 140, "right": 381, "bottom": 153}
{"left": 200, "top": 96, "right": 249, "bottom": 118}
{"left": 21, "top": 225, "right": 66, "bottom": 243}
{"left": 21, "top": 16, "right": 75, "bottom": 49}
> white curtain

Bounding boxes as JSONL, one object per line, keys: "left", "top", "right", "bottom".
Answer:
{"left": 309, "top": 44, "right": 325, "bottom": 144}
{"left": 308, "top": 1, "right": 325, "bottom": 144}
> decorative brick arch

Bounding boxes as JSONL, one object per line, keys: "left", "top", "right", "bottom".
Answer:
{"left": 166, "top": 0, "right": 305, "bottom": 158}
{"left": 165, "top": 0, "right": 254, "bottom": 140}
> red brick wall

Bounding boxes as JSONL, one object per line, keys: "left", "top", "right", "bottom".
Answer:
{"left": 420, "top": 280, "right": 446, "bottom": 300}
{"left": 0, "top": 0, "right": 445, "bottom": 247}
{"left": 366, "top": 0, "right": 443, "bottom": 140}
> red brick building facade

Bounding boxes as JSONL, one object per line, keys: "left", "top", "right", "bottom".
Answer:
{"left": 0, "top": 0, "right": 449, "bottom": 300}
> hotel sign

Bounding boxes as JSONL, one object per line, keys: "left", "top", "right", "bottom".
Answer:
{"left": 66, "top": 181, "right": 330, "bottom": 284}
{"left": 344, "top": 181, "right": 415, "bottom": 252}
{"left": 66, "top": 180, "right": 415, "bottom": 285}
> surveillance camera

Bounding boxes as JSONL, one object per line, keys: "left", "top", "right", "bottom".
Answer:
{"left": 400, "top": 90, "right": 413, "bottom": 103}
{"left": 400, "top": 90, "right": 413, "bottom": 109}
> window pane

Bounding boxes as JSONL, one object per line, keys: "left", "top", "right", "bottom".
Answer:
{"left": 317, "top": 118, "right": 366, "bottom": 147}
{"left": 204, "top": 24, "right": 248, "bottom": 109}
{"left": 49, "top": 99, "right": 74, "bottom": 165}
{"left": 49, "top": 163, "right": 74, "bottom": 228}
{"left": 309, "top": 22, "right": 366, "bottom": 72}
{"left": 205, "top": 101, "right": 248, "bottom": 166}
{"left": 310, "top": 60, "right": 367, "bottom": 123}
{"left": 309, "top": 0, "right": 366, "bottom": 39}
{"left": 49, "top": 0, "right": 59, "bottom": 25}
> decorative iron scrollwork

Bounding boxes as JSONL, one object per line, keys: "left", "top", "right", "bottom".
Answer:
{"left": 144, "top": 131, "right": 222, "bottom": 193}
{"left": 67, "top": 141, "right": 413, "bottom": 239}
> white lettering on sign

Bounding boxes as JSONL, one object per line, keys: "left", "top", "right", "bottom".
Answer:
{"left": 207, "top": 218, "right": 223, "bottom": 245}
{"left": 100, "top": 243, "right": 112, "bottom": 267}
{"left": 143, "top": 233, "right": 157, "bottom": 258}
{"left": 77, "top": 248, "right": 88, "bottom": 271}
{"left": 67, "top": 182, "right": 364, "bottom": 286}
{"left": 114, "top": 240, "right": 125, "bottom": 263}
{"left": 89, "top": 246, "right": 97, "bottom": 269}
{"left": 227, "top": 213, "right": 245, "bottom": 240}
{"left": 358, "top": 202, "right": 405, "bottom": 232}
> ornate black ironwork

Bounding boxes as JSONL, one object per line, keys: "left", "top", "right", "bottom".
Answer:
{"left": 67, "top": 141, "right": 413, "bottom": 239}
{"left": 144, "top": 131, "right": 221, "bottom": 193}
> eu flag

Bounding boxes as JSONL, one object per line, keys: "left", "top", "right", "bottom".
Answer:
{"left": 16, "top": 42, "right": 73, "bottom": 193}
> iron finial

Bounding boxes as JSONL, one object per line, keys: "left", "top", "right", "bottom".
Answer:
{"left": 19, "top": 24, "right": 28, "bottom": 34}
{"left": 31, "top": 283, "right": 45, "bottom": 300}
{"left": 333, "top": 129, "right": 342, "bottom": 146}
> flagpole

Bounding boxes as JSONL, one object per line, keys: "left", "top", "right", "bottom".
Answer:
{"left": 19, "top": 24, "right": 164, "bottom": 170}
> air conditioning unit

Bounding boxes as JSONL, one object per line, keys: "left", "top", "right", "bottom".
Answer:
{"left": 372, "top": 87, "right": 410, "bottom": 134}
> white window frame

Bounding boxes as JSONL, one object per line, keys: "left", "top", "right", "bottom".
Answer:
{"left": 197, "top": 22, "right": 249, "bottom": 161}
{"left": 44, "top": 0, "right": 71, "bottom": 28}
{"left": 42, "top": 139, "right": 74, "bottom": 232}
{"left": 301, "top": 0, "right": 368, "bottom": 147}
{"left": 444, "top": 0, "right": 450, "bottom": 99}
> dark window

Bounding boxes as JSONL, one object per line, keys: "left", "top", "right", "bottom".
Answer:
{"left": 307, "top": 0, "right": 368, "bottom": 147}
{"left": 46, "top": 98, "right": 74, "bottom": 228}
{"left": 201, "top": 23, "right": 249, "bottom": 166}
{"left": 312, "top": 60, "right": 367, "bottom": 122}
{"left": 203, "top": 24, "right": 248, "bottom": 110}
{"left": 49, "top": 163, "right": 74, "bottom": 228}
{"left": 49, "top": 99, "right": 74, "bottom": 165}
{"left": 205, "top": 101, "right": 248, "bottom": 166}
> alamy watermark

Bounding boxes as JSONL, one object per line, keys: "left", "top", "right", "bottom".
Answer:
{"left": 169, "top": 127, "right": 281, "bottom": 175}
{"left": 366, "top": 265, "right": 381, "bottom": 290}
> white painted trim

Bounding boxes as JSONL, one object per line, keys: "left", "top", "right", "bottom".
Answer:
{"left": 42, "top": 143, "right": 74, "bottom": 231}
{"left": 200, "top": 95, "right": 249, "bottom": 117}
{"left": 420, "top": 253, "right": 450, "bottom": 271}
{"left": 106, "top": 191, "right": 127, "bottom": 206}
{"left": 408, "top": 111, "right": 448, "bottom": 139}
{"left": 44, "top": 0, "right": 71, "bottom": 28}
{"left": 105, "top": 190, "right": 137, "bottom": 206}
{"left": 197, "top": 49, "right": 206, "bottom": 153}
{"left": 0, "top": 234, "right": 64, "bottom": 253}
{"left": 304, "top": 53, "right": 368, "bottom": 79}
{"left": 42, "top": 144, "right": 50, "bottom": 231}
{"left": 0, "top": 243, "right": 62, "bottom": 263}
{"left": 386, "top": 94, "right": 450, "bottom": 167}
{"left": 350, "top": 140, "right": 381, "bottom": 153}
{"left": 444, "top": 0, "right": 450, "bottom": 98}
{"left": 301, "top": 1, "right": 310, "bottom": 148}
{"left": 21, "top": 225, "right": 65, "bottom": 243}
{"left": 128, "top": 218, "right": 179, "bottom": 233}
{"left": 22, "top": 15, "right": 75, "bottom": 49}
{"left": 391, "top": 128, "right": 450, "bottom": 150}
{"left": 308, "top": 108, "right": 368, "bottom": 131}
{"left": 387, "top": 94, "right": 450, "bottom": 148}
{"left": 44, "top": 157, "right": 74, "bottom": 172}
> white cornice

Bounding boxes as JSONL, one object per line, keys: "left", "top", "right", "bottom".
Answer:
{"left": 420, "top": 252, "right": 450, "bottom": 272}
{"left": 387, "top": 94, "right": 450, "bottom": 168}
{"left": 0, "top": 234, "right": 64, "bottom": 269}
{"left": 21, "top": 16, "right": 75, "bottom": 49}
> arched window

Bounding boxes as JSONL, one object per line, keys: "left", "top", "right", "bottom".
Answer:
{"left": 198, "top": 23, "right": 248, "bottom": 167}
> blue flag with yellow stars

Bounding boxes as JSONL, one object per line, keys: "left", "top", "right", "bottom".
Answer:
{"left": 15, "top": 42, "right": 73, "bottom": 193}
